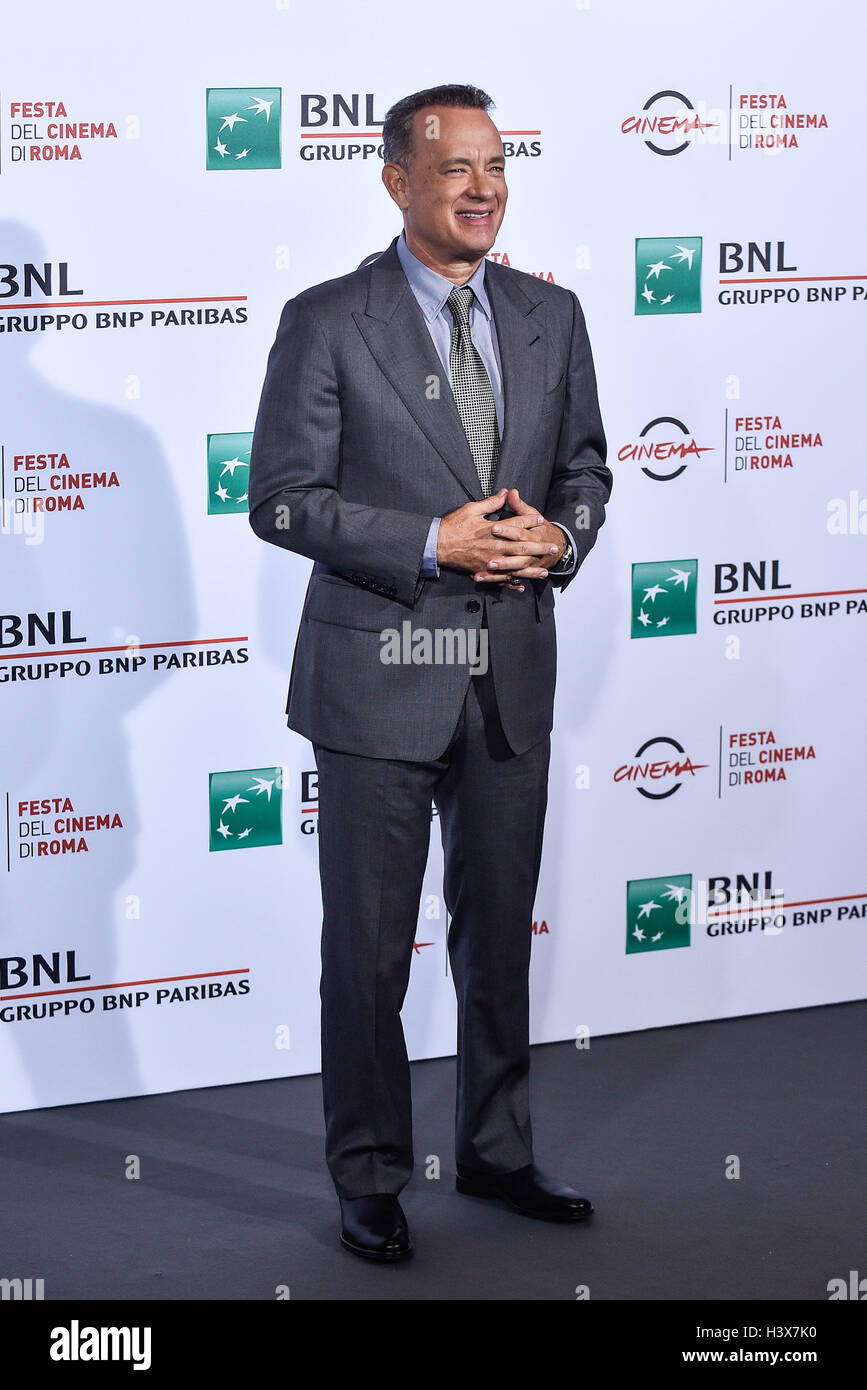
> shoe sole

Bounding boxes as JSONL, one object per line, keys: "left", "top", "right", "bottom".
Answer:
{"left": 455, "top": 1175, "right": 594, "bottom": 1222}
{"left": 339, "top": 1233, "right": 414, "bottom": 1262}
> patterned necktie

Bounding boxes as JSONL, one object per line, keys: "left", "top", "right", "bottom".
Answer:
{"left": 446, "top": 285, "right": 500, "bottom": 493}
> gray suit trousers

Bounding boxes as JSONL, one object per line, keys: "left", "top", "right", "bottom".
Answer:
{"left": 313, "top": 611, "right": 550, "bottom": 1198}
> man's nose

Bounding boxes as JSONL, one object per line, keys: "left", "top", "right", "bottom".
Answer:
{"left": 465, "top": 169, "right": 496, "bottom": 199}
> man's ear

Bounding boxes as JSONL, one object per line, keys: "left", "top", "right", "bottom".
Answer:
{"left": 381, "top": 162, "right": 409, "bottom": 211}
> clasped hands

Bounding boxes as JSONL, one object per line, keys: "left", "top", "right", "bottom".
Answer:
{"left": 436, "top": 486, "right": 566, "bottom": 594}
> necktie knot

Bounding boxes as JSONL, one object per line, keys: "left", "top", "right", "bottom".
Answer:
{"left": 447, "top": 285, "right": 475, "bottom": 331}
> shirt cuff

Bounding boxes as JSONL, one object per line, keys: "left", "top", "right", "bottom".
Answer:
{"left": 421, "top": 516, "right": 442, "bottom": 579}
{"left": 548, "top": 523, "right": 577, "bottom": 575}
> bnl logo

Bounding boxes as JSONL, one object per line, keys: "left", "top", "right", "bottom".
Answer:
{"left": 1, "top": 1277, "right": 44, "bottom": 1300}
{"left": 300, "top": 94, "right": 383, "bottom": 128}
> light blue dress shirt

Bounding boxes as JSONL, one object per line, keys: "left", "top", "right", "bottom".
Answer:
{"left": 394, "top": 230, "right": 576, "bottom": 580}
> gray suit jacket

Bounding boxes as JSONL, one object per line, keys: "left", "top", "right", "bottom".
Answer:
{"left": 248, "top": 236, "right": 612, "bottom": 760}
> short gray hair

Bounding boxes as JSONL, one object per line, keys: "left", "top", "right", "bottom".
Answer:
{"left": 382, "top": 84, "right": 495, "bottom": 166}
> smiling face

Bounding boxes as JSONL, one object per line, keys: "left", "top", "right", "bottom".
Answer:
{"left": 381, "top": 105, "right": 508, "bottom": 282}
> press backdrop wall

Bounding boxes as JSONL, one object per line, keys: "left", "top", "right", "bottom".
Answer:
{"left": 2, "top": 0, "right": 864, "bottom": 1113}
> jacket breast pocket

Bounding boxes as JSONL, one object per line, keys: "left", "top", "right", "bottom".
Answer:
{"left": 540, "top": 373, "right": 566, "bottom": 416}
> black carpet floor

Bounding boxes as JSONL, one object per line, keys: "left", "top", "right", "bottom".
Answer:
{"left": 1, "top": 1001, "right": 863, "bottom": 1301}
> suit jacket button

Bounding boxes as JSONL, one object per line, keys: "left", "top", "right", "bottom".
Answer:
{"left": 466, "top": 599, "right": 481, "bottom": 613}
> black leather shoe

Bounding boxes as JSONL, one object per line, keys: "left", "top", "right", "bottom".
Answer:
{"left": 455, "top": 1162, "right": 593, "bottom": 1222}
{"left": 338, "top": 1194, "right": 413, "bottom": 1261}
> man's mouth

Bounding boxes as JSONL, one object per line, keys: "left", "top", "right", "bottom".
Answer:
{"left": 456, "top": 210, "right": 493, "bottom": 221}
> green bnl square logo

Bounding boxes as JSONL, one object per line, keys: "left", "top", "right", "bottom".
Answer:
{"left": 207, "top": 432, "right": 252, "bottom": 515}
{"left": 209, "top": 768, "right": 283, "bottom": 851}
{"left": 635, "top": 237, "right": 702, "bottom": 315}
{"left": 206, "top": 88, "right": 281, "bottom": 170}
{"left": 626, "top": 874, "right": 692, "bottom": 954}
{"left": 631, "top": 559, "right": 698, "bottom": 638}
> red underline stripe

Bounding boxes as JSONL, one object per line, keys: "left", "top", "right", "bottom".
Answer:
{"left": 0, "top": 296, "right": 247, "bottom": 311}
{"left": 298, "top": 129, "right": 540, "bottom": 137}
{"left": 1, "top": 968, "right": 250, "bottom": 1001}
{"left": 0, "top": 636, "right": 247, "bottom": 662}
{"left": 719, "top": 275, "right": 866, "bottom": 284}
{"left": 707, "top": 892, "right": 866, "bottom": 919}
{"left": 714, "top": 588, "right": 867, "bottom": 605}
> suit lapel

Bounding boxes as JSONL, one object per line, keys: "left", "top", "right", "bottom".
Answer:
{"left": 352, "top": 240, "right": 548, "bottom": 503}
{"left": 484, "top": 259, "right": 547, "bottom": 500}
{"left": 352, "top": 241, "right": 484, "bottom": 500}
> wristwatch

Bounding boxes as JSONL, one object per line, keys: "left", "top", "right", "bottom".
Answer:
{"left": 551, "top": 535, "right": 573, "bottom": 572}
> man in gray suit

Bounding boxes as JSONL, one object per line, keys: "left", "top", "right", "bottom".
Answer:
{"left": 249, "top": 84, "right": 612, "bottom": 1261}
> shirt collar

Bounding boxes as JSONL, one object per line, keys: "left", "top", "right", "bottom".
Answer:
{"left": 396, "top": 229, "right": 492, "bottom": 323}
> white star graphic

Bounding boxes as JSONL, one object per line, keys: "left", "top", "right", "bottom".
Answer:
{"left": 672, "top": 244, "right": 696, "bottom": 268}
{"left": 237, "top": 827, "right": 253, "bottom": 839}
{"left": 219, "top": 456, "right": 249, "bottom": 478}
{"left": 641, "top": 285, "right": 656, "bottom": 304}
{"left": 637, "top": 899, "right": 661, "bottom": 919}
{"left": 669, "top": 567, "right": 691, "bottom": 590}
{"left": 246, "top": 96, "right": 274, "bottom": 121}
{"left": 222, "top": 794, "right": 249, "bottom": 814}
{"left": 235, "top": 148, "right": 250, "bottom": 160}
{"left": 662, "top": 883, "right": 687, "bottom": 903}
{"left": 646, "top": 260, "right": 670, "bottom": 279}
{"left": 656, "top": 616, "right": 670, "bottom": 627}
{"left": 219, "top": 113, "right": 247, "bottom": 133}
{"left": 636, "top": 608, "right": 652, "bottom": 627}
{"left": 248, "top": 776, "right": 275, "bottom": 801}
{"left": 632, "top": 926, "right": 646, "bottom": 942}
{"left": 660, "top": 294, "right": 674, "bottom": 305}
{"left": 651, "top": 932, "right": 664, "bottom": 942}
{"left": 643, "top": 584, "right": 666, "bottom": 603}
{"left": 215, "top": 484, "right": 230, "bottom": 502}
{"left": 213, "top": 139, "right": 228, "bottom": 158}
{"left": 215, "top": 819, "right": 232, "bottom": 839}
{"left": 235, "top": 492, "right": 248, "bottom": 503}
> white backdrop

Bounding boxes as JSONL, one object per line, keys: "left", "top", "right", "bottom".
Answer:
{"left": 1, "top": 0, "right": 864, "bottom": 1113}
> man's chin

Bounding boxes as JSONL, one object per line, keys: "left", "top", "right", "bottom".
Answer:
{"left": 452, "top": 209, "right": 502, "bottom": 243}
{"left": 460, "top": 240, "right": 496, "bottom": 262}
{"left": 452, "top": 228, "right": 499, "bottom": 260}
